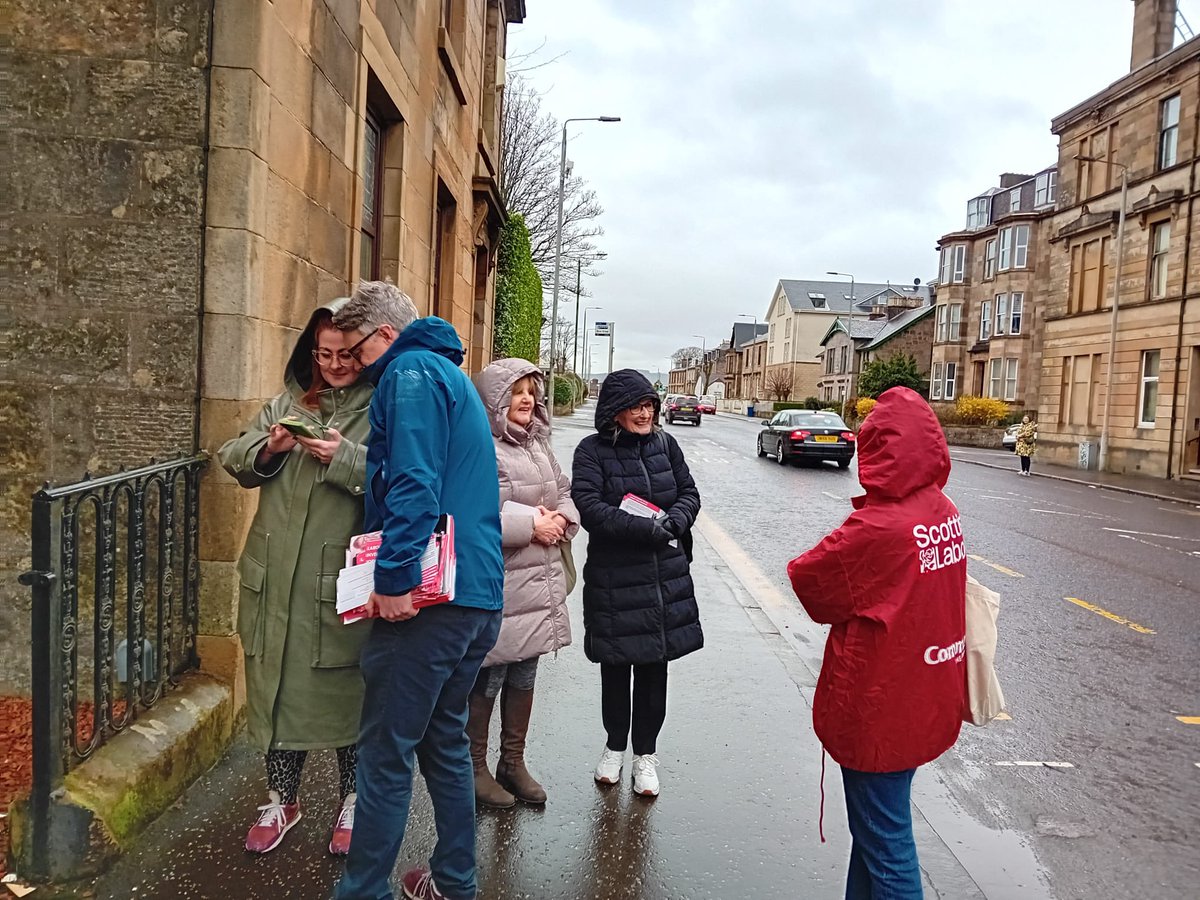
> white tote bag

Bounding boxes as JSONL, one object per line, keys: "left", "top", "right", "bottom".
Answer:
{"left": 964, "top": 574, "right": 1007, "bottom": 726}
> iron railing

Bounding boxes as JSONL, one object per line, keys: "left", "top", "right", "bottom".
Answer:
{"left": 19, "top": 453, "right": 207, "bottom": 878}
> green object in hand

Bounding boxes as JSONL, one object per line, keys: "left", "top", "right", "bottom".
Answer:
{"left": 277, "top": 416, "right": 324, "bottom": 440}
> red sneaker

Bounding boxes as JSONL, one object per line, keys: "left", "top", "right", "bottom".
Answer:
{"left": 244, "top": 791, "right": 302, "bottom": 853}
{"left": 328, "top": 792, "right": 355, "bottom": 856}
{"left": 401, "top": 867, "right": 447, "bottom": 900}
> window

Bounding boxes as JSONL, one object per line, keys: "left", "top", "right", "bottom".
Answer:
{"left": 994, "top": 294, "right": 1008, "bottom": 337}
{"left": 1138, "top": 350, "right": 1160, "bottom": 426}
{"left": 1035, "top": 171, "right": 1057, "bottom": 207}
{"left": 1013, "top": 225, "right": 1030, "bottom": 268}
{"left": 966, "top": 197, "right": 991, "bottom": 230}
{"left": 360, "top": 110, "right": 384, "bottom": 280}
{"left": 940, "top": 245, "right": 967, "bottom": 284}
{"left": 1010, "top": 293, "right": 1024, "bottom": 335}
{"left": 825, "top": 350, "right": 834, "bottom": 374}
{"left": 1159, "top": 94, "right": 1180, "bottom": 170}
{"left": 949, "top": 304, "right": 962, "bottom": 341}
{"left": 1150, "top": 221, "right": 1170, "bottom": 299}
{"left": 988, "top": 358, "right": 1003, "bottom": 398}
{"left": 433, "top": 180, "right": 457, "bottom": 319}
{"left": 839, "top": 345, "right": 848, "bottom": 374}
{"left": 1004, "top": 358, "right": 1019, "bottom": 402}
{"left": 931, "top": 363, "right": 944, "bottom": 400}
{"left": 998, "top": 228, "right": 1011, "bottom": 270}
{"left": 785, "top": 317, "right": 792, "bottom": 337}
{"left": 1069, "top": 236, "right": 1110, "bottom": 314}
{"left": 1077, "top": 123, "right": 1121, "bottom": 199}
{"left": 984, "top": 239, "right": 997, "bottom": 279}
{"left": 936, "top": 305, "right": 948, "bottom": 342}
{"left": 944, "top": 363, "right": 957, "bottom": 400}
{"left": 980, "top": 299, "right": 992, "bottom": 341}
{"left": 1009, "top": 188, "right": 1021, "bottom": 212}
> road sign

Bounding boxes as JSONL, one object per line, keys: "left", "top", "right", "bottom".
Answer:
{"left": 594, "top": 322, "right": 611, "bottom": 336}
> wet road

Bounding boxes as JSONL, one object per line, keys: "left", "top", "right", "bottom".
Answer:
{"left": 89, "top": 406, "right": 1197, "bottom": 900}
{"left": 666, "top": 410, "right": 1200, "bottom": 900}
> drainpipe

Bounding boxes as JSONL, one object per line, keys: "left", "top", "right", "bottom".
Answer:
{"left": 1166, "top": 70, "right": 1200, "bottom": 479}
{"left": 192, "top": 0, "right": 217, "bottom": 453}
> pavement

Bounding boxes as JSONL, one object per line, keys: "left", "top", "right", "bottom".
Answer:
{"left": 88, "top": 408, "right": 986, "bottom": 900}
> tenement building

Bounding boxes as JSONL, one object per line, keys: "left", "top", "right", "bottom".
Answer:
{"left": 2, "top": 0, "right": 525, "bottom": 691}
{"left": 1038, "top": 0, "right": 1199, "bottom": 479}
{"left": 932, "top": 167, "right": 1055, "bottom": 409}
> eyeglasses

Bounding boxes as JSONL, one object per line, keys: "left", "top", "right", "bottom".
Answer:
{"left": 627, "top": 401, "right": 655, "bottom": 414}
{"left": 312, "top": 349, "right": 357, "bottom": 365}
{"left": 346, "top": 327, "right": 381, "bottom": 363}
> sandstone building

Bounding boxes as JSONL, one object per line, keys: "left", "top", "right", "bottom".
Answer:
{"left": 1, "top": 0, "right": 525, "bottom": 692}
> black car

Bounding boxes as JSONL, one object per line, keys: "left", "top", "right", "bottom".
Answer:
{"left": 666, "top": 394, "right": 702, "bottom": 426}
{"left": 757, "top": 410, "right": 856, "bottom": 467}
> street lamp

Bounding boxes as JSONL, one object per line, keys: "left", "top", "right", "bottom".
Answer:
{"left": 1076, "top": 154, "right": 1129, "bottom": 473}
{"left": 827, "top": 271, "right": 857, "bottom": 396}
{"left": 572, "top": 253, "right": 607, "bottom": 374}
{"left": 582, "top": 305, "right": 603, "bottom": 385}
{"left": 548, "top": 115, "right": 621, "bottom": 428}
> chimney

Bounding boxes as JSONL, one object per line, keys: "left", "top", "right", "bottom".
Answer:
{"left": 1131, "top": 0, "right": 1177, "bottom": 70}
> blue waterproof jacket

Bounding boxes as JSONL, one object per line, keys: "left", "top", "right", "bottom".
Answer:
{"left": 363, "top": 317, "right": 503, "bottom": 611}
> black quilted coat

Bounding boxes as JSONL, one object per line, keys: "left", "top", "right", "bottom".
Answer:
{"left": 572, "top": 370, "right": 703, "bottom": 665}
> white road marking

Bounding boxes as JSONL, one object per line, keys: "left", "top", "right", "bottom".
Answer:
{"left": 822, "top": 491, "right": 843, "bottom": 501}
{"left": 994, "top": 761, "right": 1075, "bottom": 768}
{"left": 980, "top": 495, "right": 1008, "bottom": 501}
{"left": 1103, "top": 527, "right": 1200, "bottom": 542}
{"left": 1029, "top": 508, "right": 1081, "bottom": 516}
{"left": 1115, "top": 533, "right": 1198, "bottom": 558}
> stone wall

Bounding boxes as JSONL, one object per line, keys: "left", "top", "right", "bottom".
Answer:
{"left": 0, "top": 1, "right": 213, "bottom": 693}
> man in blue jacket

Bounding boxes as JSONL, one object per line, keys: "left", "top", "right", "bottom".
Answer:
{"left": 332, "top": 281, "right": 503, "bottom": 900}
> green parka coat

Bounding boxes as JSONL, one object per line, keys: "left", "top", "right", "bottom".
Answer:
{"left": 218, "top": 299, "right": 373, "bottom": 752}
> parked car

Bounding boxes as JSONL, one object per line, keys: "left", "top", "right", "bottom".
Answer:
{"left": 698, "top": 396, "right": 717, "bottom": 415}
{"left": 1002, "top": 423, "right": 1019, "bottom": 452}
{"left": 666, "top": 394, "right": 702, "bottom": 426}
{"left": 757, "top": 410, "right": 856, "bottom": 468}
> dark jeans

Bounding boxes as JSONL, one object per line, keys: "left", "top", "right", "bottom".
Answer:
{"left": 334, "top": 604, "right": 502, "bottom": 900}
{"left": 600, "top": 662, "right": 668, "bottom": 755}
{"left": 1019, "top": 454, "right": 1031, "bottom": 473}
{"left": 840, "top": 767, "right": 922, "bottom": 900}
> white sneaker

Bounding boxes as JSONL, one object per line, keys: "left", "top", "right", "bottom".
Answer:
{"left": 594, "top": 747, "right": 624, "bottom": 785}
{"left": 631, "top": 754, "right": 660, "bottom": 797}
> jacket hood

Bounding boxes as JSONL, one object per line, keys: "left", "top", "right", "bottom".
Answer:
{"left": 284, "top": 297, "right": 355, "bottom": 397}
{"left": 855, "top": 387, "right": 950, "bottom": 502}
{"left": 595, "top": 369, "right": 660, "bottom": 436}
{"left": 365, "top": 316, "right": 465, "bottom": 385}
{"left": 473, "top": 358, "right": 547, "bottom": 442}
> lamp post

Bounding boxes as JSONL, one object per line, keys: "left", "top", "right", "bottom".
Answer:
{"left": 1076, "top": 154, "right": 1129, "bottom": 473}
{"left": 581, "top": 305, "right": 603, "bottom": 387}
{"left": 827, "top": 271, "right": 857, "bottom": 397}
{"left": 548, "top": 115, "right": 621, "bottom": 428}
{"left": 572, "top": 253, "right": 607, "bottom": 374}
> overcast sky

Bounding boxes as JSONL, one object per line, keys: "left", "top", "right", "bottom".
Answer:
{"left": 508, "top": 0, "right": 1168, "bottom": 375}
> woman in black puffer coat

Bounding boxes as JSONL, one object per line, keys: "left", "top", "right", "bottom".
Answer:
{"left": 572, "top": 369, "right": 702, "bottom": 797}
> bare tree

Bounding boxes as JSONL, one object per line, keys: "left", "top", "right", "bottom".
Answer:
{"left": 671, "top": 346, "right": 703, "bottom": 370}
{"left": 500, "top": 75, "right": 605, "bottom": 284}
{"left": 541, "top": 316, "right": 577, "bottom": 374}
{"left": 766, "top": 368, "right": 794, "bottom": 401}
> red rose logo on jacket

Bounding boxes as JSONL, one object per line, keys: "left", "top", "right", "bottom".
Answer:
{"left": 913, "top": 514, "right": 965, "bottom": 574}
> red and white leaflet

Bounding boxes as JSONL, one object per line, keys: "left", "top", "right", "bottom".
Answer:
{"left": 619, "top": 493, "right": 665, "bottom": 519}
{"left": 338, "top": 516, "right": 455, "bottom": 623}
{"left": 346, "top": 531, "right": 382, "bottom": 567}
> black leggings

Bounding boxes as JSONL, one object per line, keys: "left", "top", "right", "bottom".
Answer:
{"left": 601, "top": 662, "right": 668, "bottom": 756}
{"left": 265, "top": 744, "right": 357, "bottom": 805}
{"left": 1020, "top": 454, "right": 1031, "bottom": 473}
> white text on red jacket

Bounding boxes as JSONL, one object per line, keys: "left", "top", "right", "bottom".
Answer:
{"left": 912, "top": 514, "right": 966, "bottom": 574}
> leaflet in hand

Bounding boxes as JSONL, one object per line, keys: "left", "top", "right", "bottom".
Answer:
{"left": 620, "top": 493, "right": 676, "bottom": 547}
{"left": 336, "top": 515, "right": 456, "bottom": 624}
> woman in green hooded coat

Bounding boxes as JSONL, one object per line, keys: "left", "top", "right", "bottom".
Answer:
{"left": 218, "top": 298, "right": 373, "bottom": 856}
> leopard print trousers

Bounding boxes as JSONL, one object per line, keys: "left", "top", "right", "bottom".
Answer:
{"left": 265, "top": 744, "right": 357, "bottom": 805}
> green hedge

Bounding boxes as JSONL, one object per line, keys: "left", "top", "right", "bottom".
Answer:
{"left": 492, "top": 214, "right": 542, "bottom": 363}
{"left": 552, "top": 375, "right": 574, "bottom": 408}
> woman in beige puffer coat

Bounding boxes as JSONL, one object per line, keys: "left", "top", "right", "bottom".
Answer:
{"left": 469, "top": 358, "right": 580, "bottom": 808}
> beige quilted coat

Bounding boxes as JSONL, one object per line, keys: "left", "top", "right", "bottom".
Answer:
{"left": 474, "top": 359, "right": 579, "bottom": 667}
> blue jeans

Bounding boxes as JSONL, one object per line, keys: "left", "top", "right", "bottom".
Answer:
{"left": 840, "top": 767, "right": 923, "bottom": 900}
{"left": 334, "top": 604, "right": 502, "bottom": 900}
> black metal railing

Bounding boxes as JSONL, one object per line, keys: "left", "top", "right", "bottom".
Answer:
{"left": 19, "top": 453, "right": 207, "bottom": 878}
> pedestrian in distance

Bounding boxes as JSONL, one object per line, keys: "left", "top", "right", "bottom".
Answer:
{"left": 468, "top": 359, "right": 580, "bottom": 809}
{"left": 1015, "top": 415, "right": 1038, "bottom": 476}
{"left": 572, "top": 369, "right": 703, "bottom": 798}
{"left": 217, "top": 298, "right": 373, "bottom": 856}
{"left": 787, "top": 387, "right": 967, "bottom": 900}
{"left": 331, "top": 281, "right": 504, "bottom": 900}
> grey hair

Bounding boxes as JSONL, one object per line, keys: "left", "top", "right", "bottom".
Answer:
{"left": 333, "top": 280, "right": 419, "bottom": 334}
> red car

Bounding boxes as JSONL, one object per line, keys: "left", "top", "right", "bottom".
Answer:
{"left": 697, "top": 396, "right": 717, "bottom": 415}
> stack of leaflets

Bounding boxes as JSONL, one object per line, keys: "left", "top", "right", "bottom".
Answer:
{"left": 335, "top": 515, "right": 456, "bottom": 624}
{"left": 619, "top": 493, "right": 677, "bottom": 547}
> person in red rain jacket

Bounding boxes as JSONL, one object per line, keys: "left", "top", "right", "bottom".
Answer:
{"left": 788, "top": 386, "right": 967, "bottom": 900}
